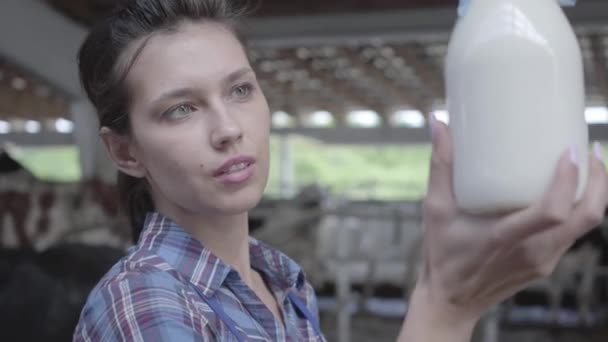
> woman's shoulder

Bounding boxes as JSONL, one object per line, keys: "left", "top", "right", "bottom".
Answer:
{"left": 83, "top": 245, "right": 197, "bottom": 306}
{"left": 73, "top": 249, "right": 213, "bottom": 341}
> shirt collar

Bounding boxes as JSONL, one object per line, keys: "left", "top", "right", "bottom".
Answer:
{"left": 249, "top": 237, "right": 306, "bottom": 292}
{"left": 137, "top": 212, "right": 305, "bottom": 297}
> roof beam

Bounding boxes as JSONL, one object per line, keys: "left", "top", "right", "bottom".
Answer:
{"left": 0, "top": 0, "right": 87, "bottom": 98}
{"left": 395, "top": 44, "right": 445, "bottom": 100}
{"left": 244, "top": 1, "right": 608, "bottom": 48}
{"left": 339, "top": 47, "right": 431, "bottom": 114}
{"left": 278, "top": 50, "right": 383, "bottom": 118}
{"left": 2, "top": 0, "right": 607, "bottom": 100}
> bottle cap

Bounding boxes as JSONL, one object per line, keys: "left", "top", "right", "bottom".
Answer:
{"left": 458, "top": 0, "right": 472, "bottom": 17}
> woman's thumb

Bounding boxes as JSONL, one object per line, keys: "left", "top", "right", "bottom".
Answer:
{"left": 424, "top": 115, "right": 457, "bottom": 215}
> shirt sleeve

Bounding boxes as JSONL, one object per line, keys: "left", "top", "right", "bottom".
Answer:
{"left": 73, "top": 272, "right": 215, "bottom": 342}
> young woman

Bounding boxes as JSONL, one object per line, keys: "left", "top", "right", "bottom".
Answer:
{"left": 73, "top": 0, "right": 608, "bottom": 341}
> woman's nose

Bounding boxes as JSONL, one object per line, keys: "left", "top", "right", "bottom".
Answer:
{"left": 210, "top": 109, "right": 243, "bottom": 150}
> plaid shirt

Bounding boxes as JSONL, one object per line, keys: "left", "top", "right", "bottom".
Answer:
{"left": 73, "top": 212, "right": 325, "bottom": 341}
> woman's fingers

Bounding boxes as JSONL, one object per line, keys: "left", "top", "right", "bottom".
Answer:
{"left": 423, "top": 116, "right": 456, "bottom": 224}
{"left": 556, "top": 144, "right": 608, "bottom": 245}
{"left": 491, "top": 147, "right": 580, "bottom": 246}
{"left": 511, "top": 148, "right": 607, "bottom": 279}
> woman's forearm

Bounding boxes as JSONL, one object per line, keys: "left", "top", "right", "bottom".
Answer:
{"left": 396, "top": 286, "right": 478, "bottom": 342}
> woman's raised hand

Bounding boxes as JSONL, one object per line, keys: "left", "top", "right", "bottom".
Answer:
{"left": 398, "top": 116, "right": 608, "bottom": 341}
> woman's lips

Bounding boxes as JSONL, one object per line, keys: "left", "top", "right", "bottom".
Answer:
{"left": 212, "top": 156, "right": 256, "bottom": 185}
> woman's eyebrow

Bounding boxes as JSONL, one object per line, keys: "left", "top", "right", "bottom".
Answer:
{"left": 151, "top": 88, "right": 199, "bottom": 105}
{"left": 221, "top": 67, "right": 254, "bottom": 88}
{"left": 150, "top": 67, "right": 254, "bottom": 105}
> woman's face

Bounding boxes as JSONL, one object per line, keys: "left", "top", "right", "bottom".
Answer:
{"left": 120, "top": 21, "right": 270, "bottom": 218}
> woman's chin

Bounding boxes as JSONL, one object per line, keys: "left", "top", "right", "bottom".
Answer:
{"left": 212, "top": 186, "right": 265, "bottom": 214}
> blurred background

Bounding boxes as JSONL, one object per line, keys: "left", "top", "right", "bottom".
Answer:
{"left": 1, "top": 0, "right": 608, "bottom": 341}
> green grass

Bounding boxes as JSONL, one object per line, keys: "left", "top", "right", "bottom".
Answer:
{"left": 266, "top": 135, "right": 431, "bottom": 199}
{"left": 7, "top": 145, "right": 82, "bottom": 182}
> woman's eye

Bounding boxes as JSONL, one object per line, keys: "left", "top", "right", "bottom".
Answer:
{"left": 164, "top": 103, "right": 196, "bottom": 120}
{"left": 231, "top": 83, "right": 254, "bottom": 100}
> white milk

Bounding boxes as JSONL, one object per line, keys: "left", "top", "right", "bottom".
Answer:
{"left": 446, "top": 0, "right": 588, "bottom": 214}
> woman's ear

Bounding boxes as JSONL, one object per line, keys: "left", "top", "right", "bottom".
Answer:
{"left": 99, "top": 127, "right": 146, "bottom": 178}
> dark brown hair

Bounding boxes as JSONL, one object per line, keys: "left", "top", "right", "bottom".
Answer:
{"left": 78, "top": 0, "right": 251, "bottom": 243}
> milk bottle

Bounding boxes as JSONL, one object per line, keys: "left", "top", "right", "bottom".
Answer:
{"left": 446, "top": 0, "right": 588, "bottom": 214}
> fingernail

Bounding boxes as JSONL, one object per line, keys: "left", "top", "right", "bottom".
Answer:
{"left": 569, "top": 145, "right": 580, "bottom": 166}
{"left": 594, "top": 141, "right": 604, "bottom": 162}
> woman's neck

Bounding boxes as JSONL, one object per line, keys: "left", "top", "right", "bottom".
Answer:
{"left": 161, "top": 206, "right": 254, "bottom": 287}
